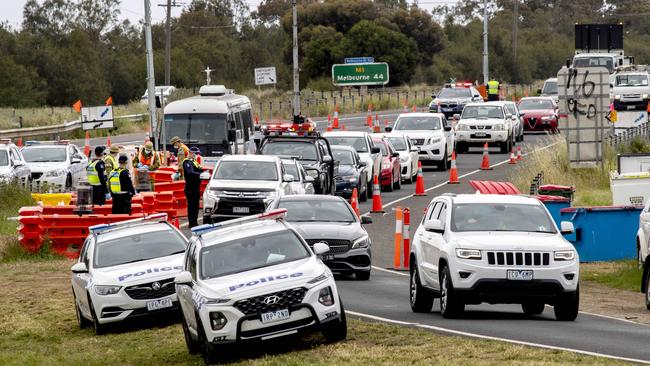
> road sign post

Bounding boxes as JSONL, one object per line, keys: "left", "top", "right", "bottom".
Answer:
{"left": 332, "top": 63, "right": 389, "bottom": 87}
{"left": 81, "top": 106, "right": 114, "bottom": 130}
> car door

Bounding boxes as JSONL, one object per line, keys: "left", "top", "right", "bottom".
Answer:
{"left": 442, "top": 118, "right": 454, "bottom": 157}
{"left": 429, "top": 201, "right": 449, "bottom": 289}
{"left": 417, "top": 201, "right": 442, "bottom": 288}
{"left": 641, "top": 201, "right": 650, "bottom": 260}
{"left": 10, "top": 147, "right": 29, "bottom": 185}
{"left": 177, "top": 241, "right": 199, "bottom": 335}
{"left": 72, "top": 238, "right": 93, "bottom": 317}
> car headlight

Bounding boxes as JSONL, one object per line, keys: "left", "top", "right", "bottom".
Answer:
{"left": 341, "top": 175, "right": 357, "bottom": 182}
{"left": 554, "top": 250, "right": 575, "bottom": 261}
{"left": 318, "top": 286, "right": 335, "bottom": 306}
{"left": 209, "top": 311, "right": 228, "bottom": 330}
{"left": 541, "top": 116, "right": 553, "bottom": 121}
{"left": 614, "top": 94, "right": 621, "bottom": 100}
{"left": 46, "top": 169, "right": 65, "bottom": 177}
{"left": 352, "top": 235, "right": 370, "bottom": 249}
{"left": 259, "top": 191, "right": 278, "bottom": 198}
{"left": 643, "top": 94, "right": 649, "bottom": 99}
{"left": 456, "top": 249, "right": 481, "bottom": 260}
{"left": 305, "top": 169, "right": 319, "bottom": 178}
{"left": 206, "top": 189, "right": 223, "bottom": 198}
{"left": 493, "top": 123, "right": 505, "bottom": 131}
{"left": 94, "top": 285, "right": 122, "bottom": 295}
{"left": 429, "top": 137, "right": 442, "bottom": 144}
{"left": 457, "top": 123, "right": 469, "bottom": 131}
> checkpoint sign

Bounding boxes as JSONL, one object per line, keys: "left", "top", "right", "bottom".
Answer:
{"left": 81, "top": 106, "right": 114, "bottom": 130}
{"left": 254, "top": 67, "right": 277, "bottom": 86}
{"left": 332, "top": 62, "right": 389, "bottom": 86}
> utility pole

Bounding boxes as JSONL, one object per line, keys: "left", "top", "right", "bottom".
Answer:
{"left": 144, "top": 0, "right": 158, "bottom": 150}
{"left": 512, "top": 0, "right": 518, "bottom": 61}
{"left": 158, "top": 0, "right": 183, "bottom": 86}
{"left": 483, "top": 0, "right": 489, "bottom": 84}
{"left": 292, "top": 0, "right": 300, "bottom": 120}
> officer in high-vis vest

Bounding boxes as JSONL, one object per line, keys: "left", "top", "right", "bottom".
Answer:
{"left": 487, "top": 79, "right": 500, "bottom": 101}
{"left": 132, "top": 141, "right": 160, "bottom": 171}
{"left": 109, "top": 155, "right": 136, "bottom": 214}
{"left": 170, "top": 136, "right": 189, "bottom": 178}
{"left": 104, "top": 145, "right": 119, "bottom": 173}
{"left": 87, "top": 146, "right": 110, "bottom": 206}
{"left": 182, "top": 147, "right": 204, "bottom": 228}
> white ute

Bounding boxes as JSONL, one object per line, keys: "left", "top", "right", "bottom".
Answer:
{"left": 409, "top": 194, "right": 580, "bottom": 321}
{"left": 454, "top": 102, "right": 514, "bottom": 154}
{"left": 175, "top": 209, "right": 346, "bottom": 363}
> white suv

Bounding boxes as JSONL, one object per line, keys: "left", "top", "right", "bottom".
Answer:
{"left": 409, "top": 194, "right": 580, "bottom": 321}
{"left": 455, "top": 102, "right": 514, "bottom": 154}
{"left": 21, "top": 141, "right": 88, "bottom": 190}
{"left": 388, "top": 113, "right": 453, "bottom": 171}
{"left": 175, "top": 210, "right": 346, "bottom": 363}
{"left": 324, "top": 131, "right": 382, "bottom": 198}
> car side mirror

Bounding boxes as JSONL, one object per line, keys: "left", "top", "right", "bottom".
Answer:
{"left": 391, "top": 152, "right": 399, "bottom": 158}
{"left": 560, "top": 221, "right": 575, "bottom": 235}
{"left": 174, "top": 271, "right": 193, "bottom": 285}
{"left": 371, "top": 147, "right": 380, "bottom": 154}
{"left": 358, "top": 161, "right": 367, "bottom": 167}
{"left": 227, "top": 129, "right": 237, "bottom": 142}
{"left": 13, "top": 160, "right": 24, "bottom": 167}
{"left": 313, "top": 242, "right": 330, "bottom": 255}
{"left": 71, "top": 262, "right": 88, "bottom": 273}
{"left": 71, "top": 157, "right": 81, "bottom": 164}
{"left": 283, "top": 174, "right": 294, "bottom": 182}
{"left": 323, "top": 155, "right": 333, "bottom": 163}
{"left": 444, "top": 126, "right": 452, "bottom": 132}
{"left": 304, "top": 176, "right": 315, "bottom": 183}
{"left": 385, "top": 126, "right": 393, "bottom": 132}
{"left": 424, "top": 219, "right": 444, "bottom": 233}
{"left": 361, "top": 215, "right": 373, "bottom": 224}
{"left": 199, "top": 171, "right": 211, "bottom": 180}
{"left": 452, "top": 113, "right": 461, "bottom": 120}
{"left": 410, "top": 146, "right": 418, "bottom": 152}
{"left": 519, "top": 112, "right": 526, "bottom": 117}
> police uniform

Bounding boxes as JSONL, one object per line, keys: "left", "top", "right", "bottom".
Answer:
{"left": 104, "top": 145, "right": 119, "bottom": 173}
{"left": 109, "top": 156, "right": 137, "bottom": 214}
{"left": 87, "top": 147, "right": 109, "bottom": 206}
{"left": 182, "top": 151, "right": 204, "bottom": 228}
{"left": 487, "top": 80, "right": 500, "bottom": 101}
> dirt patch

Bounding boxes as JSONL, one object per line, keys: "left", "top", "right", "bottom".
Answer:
{"left": 581, "top": 281, "right": 650, "bottom": 325}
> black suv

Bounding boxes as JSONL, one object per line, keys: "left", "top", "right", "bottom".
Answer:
{"left": 259, "top": 135, "right": 337, "bottom": 195}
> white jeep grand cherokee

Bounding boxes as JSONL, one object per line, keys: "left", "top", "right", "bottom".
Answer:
{"left": 409, "top": 194, "right": 579, "bottom": 321}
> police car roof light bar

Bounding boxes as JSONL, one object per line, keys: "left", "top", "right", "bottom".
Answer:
{"left": 89, "top": 213, "right": 169, "bottom": 234}
{"left": 191, "top": 209, "right": 288, "bottom": 236}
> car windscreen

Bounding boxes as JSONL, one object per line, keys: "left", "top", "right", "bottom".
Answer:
{"left": 282, "top": 161, "right": 300, "bottom": 180}
{"left": 438, "top": 88, "right": 471, "bottom": 98}
{"left": 504, "top": 104, "right": 516, "bottom": 114}
{"left": 164, "top": 113, "right": 227, "bottom": 145}
{"left": 518, "top": 99, "right": 554, "bottom": 111}
{"left": 278, "top": 199, "right": 356, "bottom": 223}
{"left": 332, "top": 149, "right": 354, "bottom": 165}
{"left": 387, "top": 137, "right": 407, "bottom": 151}
{"left": 200, "top": 229, "right": 310, "bottom": 279}
{"left": 451, "top": 203, "right": 556, "bottom": 233}
{"left": 214, "top": 161, "right": 278, "bottom": 181}
{"left": 326, "top": 136, "right": 367, "bottom": 153}
{"left": 94, "top": 228, "right": 186, "bottom": 268}
{"left": 261, "top": 141, "right": 317, "bottom": 160}
{"left": 461, "top": 105, "right": 504, "bottom": 119}
{"left": 22, "top": 147, "right": 67, "bottom": 162}
{"left": 542, "top": 80, "right": 558, "bottom": 94}
{"left": 573, "top": 56, "right": 613, "bottom": 73}
{"left": 0, "top": 151, "right": 9, "bottom": 166}
{"left": 616, "top": 74, "right": 649, "bottom": 87}
{"left": 394, "top": 116, "right": 441, "bottom": 130}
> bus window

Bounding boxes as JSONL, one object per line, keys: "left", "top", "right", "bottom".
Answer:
{"left": 240, "top": 109, "right": 252, "bottom": 140}
{"left": 164, "top": 114, "right": 228, "bottom": 144}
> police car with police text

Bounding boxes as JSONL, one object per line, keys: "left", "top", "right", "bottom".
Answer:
{"left": 70, "top": 214, "right": 188, "bottom": 334}
{"left": 175, "top": 209, "right": 346, "bottom": 363}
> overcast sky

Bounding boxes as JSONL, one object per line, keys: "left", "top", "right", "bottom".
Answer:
{"left": 0, "top": 0, "right": 457, "bottom": 29}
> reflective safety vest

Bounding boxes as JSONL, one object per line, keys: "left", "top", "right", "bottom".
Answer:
{"left": 487, "top": 80, "right": 499, "bottom": 95}
{"left": 86, "top": 160, "right": 101, "bottom": 186}
{"left": 109, "top": 168, "right": 125, "bottom": 194}
{"left": 183, "top": 158, "right": 200, "bottom": 170}
{"left": 138, "top": 150, "right": 158, "bottom": 166}
{"left": 104, "top": 154, "right": 117, "bottom": 171}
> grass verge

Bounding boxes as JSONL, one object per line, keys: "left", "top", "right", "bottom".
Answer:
{"left": 581, "top": 260, "right": 642, "bottom": 292}
{"left": 0, "top": 259, "right": 636, "bottom": 365}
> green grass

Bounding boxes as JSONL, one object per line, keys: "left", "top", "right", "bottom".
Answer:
{"left": 0, "top": 259, "right": 635, "bottom": 365}
{"left": 581, "top": 260, "right": 643, "bottom": 292}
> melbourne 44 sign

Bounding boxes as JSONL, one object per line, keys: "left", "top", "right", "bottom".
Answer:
{"left": 332, "top": 63, "right": 389, "bottom": 87}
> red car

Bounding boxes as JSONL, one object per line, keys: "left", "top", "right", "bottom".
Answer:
{"left": 517, "top": 97, "right": 559, "bottom": 133}
{"left": 372, "top": 137, "right": 401, "bottom": 192}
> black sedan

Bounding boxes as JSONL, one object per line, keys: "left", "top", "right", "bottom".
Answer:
{"left": 267, "top": 195, "right": 373, "bottom": 280}
{"left": 331, "top": 146, "right": 368, "bottom": 201}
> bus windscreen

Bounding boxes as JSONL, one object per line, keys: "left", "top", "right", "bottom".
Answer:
{"left": 164, "top": 114, "right": 228, "bottom": 144}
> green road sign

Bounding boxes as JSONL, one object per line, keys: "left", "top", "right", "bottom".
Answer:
{"left": 332, "top": 62, "right": 389, "bottom": 86}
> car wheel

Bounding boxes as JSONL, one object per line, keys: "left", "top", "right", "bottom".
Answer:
{"left": 438, "top": 147, "right": 448, "bottom": 171}
{"left": 410, "top": 264, "right": 434, "bottom": 313}
{"left": 367, "top": 180, "right": 373, "bottom": 199}
{"left": 554, "top": 285, "right": 579, "bottom": 321}
{"left": 440, "top": 265, "right": 464, "bottom": 318}
{"left": 74, "top": 293, "right": 91, "bottom": 329}
{"left": 385, "top": 174, "right": 394, "bottom": 192}
{"left": 521, "top": 302, "right": 545, "bottom": 315}
{"left": 182, "top": 316, "right": 201, "bottom": 354}
{"left": 500, "top": 140, "right": 509, "bottom": 154}
{"left": 359, "top": 183, "right": 368, "bottom": 202}
{"left": 456, "top": 142, "right": 467, "bottom": 154}
{"left": 645, "top": 269, "right": 650, "bottom": 310}
{"left": 88, "top": 297, "right": 107, "bottom": 335}
{"left": 197, "top": 317, "right": 219, "bottom": 364}
{"left": 322, "top": 297, "right": 347, "bottom": 342}
{"left": 65, "top": 174, "right": 73, "bottom": 190}
{"left": 356, "top": 270, "right": 371, "bottom": 281}
{"left": 394, "top": 171, "right": 401, "bottom": 190}
{"left": 520, "top": 131, "right": 525, "bottom": 141}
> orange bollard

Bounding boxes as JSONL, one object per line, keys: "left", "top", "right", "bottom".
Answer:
{"left": 508, "top": 148, "right": 517, "bottom": 164}
{"left": 403, "top": 208, "right": 410, "bottom": 270}
{"left": 393, "top": 207, "right": 403, "bottom": 269}
{"left": 480, "top": 142, "right": 492, "bottom": 170}
{"left": 16, "top": 137, "right": 22, "bottom": 148}
{"left": 366, "top": 111, "right": 372, "bottom": 127}
{"left": 647, "top": 102, "right": 650, "bottom": 113}
{"left": 83, "top": 131, "right": 90, "bottom": 157}
{"left": 371, "top": 174, "right": 384, "bottom": 213}
{"left": 414, "top": 161, "right": 426, "bottom": 196}
{"left": 106, "top": 134, "right": 111, "bottom": 147}
{"left": 516, "top": 146, "right": 523, "bottom": 160}
{"left": 333, "top": 108, "right": 340, "bottom": 129}
{"left": 448, "top": 151, "right": 459, "bottom": 184}
{"left": 350, "top": 187, "right": 360, "bottom": 217}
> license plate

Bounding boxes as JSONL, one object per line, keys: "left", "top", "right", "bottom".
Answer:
{"left": 146, "top": 297, "right": 173, "bottom": 311}
{"left": 475, "top": 132, "right": 486, "bottom": 137}
{"left": 442, "top": 108, "right": 452, "bottom": 112}
{"left": 627, "top": 105, "right": 635, "bottom": 110}
{"left": 233, "top": 206, "right": 249, "bottom": 214}
{"left": 322, "top": 254, "right": 335, "bottom": 261}
{"left": 507, "top": 270, "right": 533, "bottom": 281}
{"left": 261, "top": 309, "right": 290, "bottom": 324}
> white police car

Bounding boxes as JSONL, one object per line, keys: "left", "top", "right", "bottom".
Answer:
{"left": 70, "top": 214, "right": 188, "bottom": 334}
{"left": 175, "top": 209, "right": 346, "bottom": 363}
{"left": 21, "top": 141, "right": 87, "bottom": 190}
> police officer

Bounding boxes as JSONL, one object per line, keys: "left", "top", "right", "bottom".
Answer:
{"left": 87, "top": 146, "right": 110, "bottom": 206}
{"left": 109, "top": 155, "right": 136, "bottom": 214}
{"left": 487, "top": 79, "right": 500, "bottom": 101}
{"left": 183, "top": 147, "right": 204, "bottom": 228}
{"left": 104, "top": 145, "right": 119, "bottom": 173}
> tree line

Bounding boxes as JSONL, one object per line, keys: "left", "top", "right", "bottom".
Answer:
{"left": 1, "top": 0, "right": 650, "bottom": 108}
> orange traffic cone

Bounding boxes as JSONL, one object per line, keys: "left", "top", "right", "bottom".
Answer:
{"left": 448, "top": 151, "right": 459, "bottom": 184}
{"left": 508, "top": 148, "right": 516, "bottom": 164}
{"left": 366, "top": 111, "right": 372, "bottom": 127}
{"left": 83, "top": 131, "right": 90, "bottom": 157}
{"left": 326, "top": 125, "right": 333, "bottom": 132}
{"left": 106, "top": 134, "right": 111, "bottom": 147}
{"left": 350, "top": 187, "right": 360, "bottom": 217}
{"left": 333, "top": 107, "right": 340, "bottom": 129}
{"left": 414, "top": 161, "right": 426, "bottom": 195}
{"left": 646, "top": 102, "right": 650, "bottom": 113}
{"left": 16, "top": 137, "right": 22, "bottom": 148}
{"left": 371, "top": 175, "right": 384, "bottom": 213}
{"left": 480, "top": 142, "right": 492, "bottom": 170}
{"left": 412, "top": 104, "right": 417, "bottom": 112}
{"left": 516, "top": 146, "right": 523, "bottom": 161}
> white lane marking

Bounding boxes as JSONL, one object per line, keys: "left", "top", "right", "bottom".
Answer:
{"left": 345, "top": 310, "right": 650, "bottom": 365}
{"left": 371, "top": 266, "right": 409, "bottom": 277}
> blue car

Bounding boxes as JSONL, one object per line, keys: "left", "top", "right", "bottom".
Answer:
{"left": 331, "top": 146, "right": 368, "bottom": 201}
